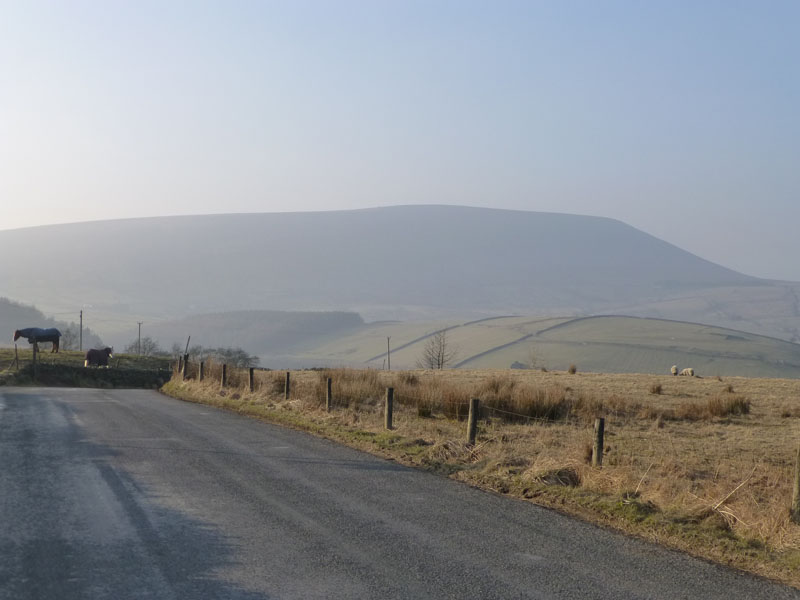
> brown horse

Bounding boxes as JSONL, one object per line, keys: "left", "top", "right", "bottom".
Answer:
{"left": 85, "top": 347, "right": 113, "bottom": 367}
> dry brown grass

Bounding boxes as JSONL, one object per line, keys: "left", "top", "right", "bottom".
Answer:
{"left": 163, "top": 365, "right": 800, "bottom": 586}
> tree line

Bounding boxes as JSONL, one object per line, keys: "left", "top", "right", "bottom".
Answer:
{"left": 123, "top": 336, "right": 259, "bottom": 368}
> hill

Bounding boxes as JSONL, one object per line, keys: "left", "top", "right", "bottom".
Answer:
{"left": 291, "top": 315, "right": 800, "bottom": 378}
{"left": 0, "top": 297, "right": 104, "bottom": 350}
{"left": 149, "top": 310, "right": 364, "bottom": 358}
{"left": 1, "top": 205, "right": 799, "bottom": 343}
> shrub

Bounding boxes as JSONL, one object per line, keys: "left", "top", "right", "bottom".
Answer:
{"left": 506, "top": 386, "right": 571, "bottom": 421}
{"left": 477, "top": 375, "right": 516, "bottom": 397}
{"left": 314, "top": 369, "right": 383, "bottom": 408}
{"left": 391, "top": 376, "right": 471, "bottom": 420}
{"left": 398, "top": 372, "right": 419, "bottom": 386}
{"left": 707, "top": 394, "right": 750, "bottom": 417}
{"left": 532, "top": 467, "right": 581, "bottom": 487}
{"left": 441, "top": 385, "right": 472, "bottom": 420}
{"left": 263, "top": 371, "right": 287, "bottom": 395}
{"left": 571, "top": 393, "right": 637, "bottom": 422}
{"left": 674, "top": 395, "right": 750, "bottom": 420}
{"left": 568, "top": 364, "right": 577, "bottom": 374}
{"left": 649, "top": 383, "right": 662, "bottom": 395}
{"left": 474, "top": 375, "right": 571, "bottom": 422}
{"left": 674, "top": 402, "right": 704, "bottom": 421}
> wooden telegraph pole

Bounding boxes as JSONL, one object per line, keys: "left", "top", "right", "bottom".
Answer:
{"left": 792, "top": 446, "right": 800, "bottom": 524}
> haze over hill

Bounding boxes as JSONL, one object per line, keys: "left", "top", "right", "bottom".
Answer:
{"left": 1, "top": 205, "right": 800, "bottom": 346}
{"left": 0, "top": 297, "right": 104, "bottom": 350}
{"left": 150, "top": 310, "right": 364, "bottom": 358}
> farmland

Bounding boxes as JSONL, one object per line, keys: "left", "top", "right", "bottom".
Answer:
{"left": 294, "top": 315, "right": 800, "bottom": 378}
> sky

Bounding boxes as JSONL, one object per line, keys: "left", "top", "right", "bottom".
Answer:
{"left": 1, "top": 1, "right": 798, "bottom": 280}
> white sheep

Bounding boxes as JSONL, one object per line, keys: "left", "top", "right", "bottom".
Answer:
{"left": 679, "top": 367, "right": 694, "bottom": 377}
{"left": 670, "top": 365, "right": 678, "bottom": 376}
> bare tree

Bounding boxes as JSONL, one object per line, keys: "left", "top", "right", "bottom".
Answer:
{"left": 123, "top": 336, "right": 164, "bottom": 356}
{"left": 177, "top": 343, "right": 259, "bottom": 368}
{"left": 416, "top": 329, "right": 458, "bottom": 369}
{"left": 526, "top": 344, "right": 538, "bottom": 369}
{"left": 60, "top": 324, "right": 79, "bottom": 351}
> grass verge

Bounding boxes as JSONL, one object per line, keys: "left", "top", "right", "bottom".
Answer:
{"left": 161, "top": 366, "right": 800, "bottom": 588}
{"left": 0, "top": 349, "right": 171, "bottom": 388}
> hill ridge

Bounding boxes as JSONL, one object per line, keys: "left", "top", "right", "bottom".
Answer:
{"left": 0, "top": 205, "right": 798, "bottom": 345}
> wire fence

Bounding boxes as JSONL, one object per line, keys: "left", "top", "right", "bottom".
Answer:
{"left": 169, "top": 361, "right": 800, "bottom": 529}
{"left": 178, "top": 361, "right": 585, "bottom": 428}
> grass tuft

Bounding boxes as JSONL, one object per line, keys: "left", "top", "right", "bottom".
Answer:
{"left": 707, "top": 394, "right": 750, "bottom": 417}
{"left": 673, "top": 394, "right": 750, "bottom": 420}
{"left": 532, "top": 467, "right": 581, "bottom": 487}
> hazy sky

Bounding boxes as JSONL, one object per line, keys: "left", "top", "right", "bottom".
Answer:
{"left": 2, "top": 1, "right": 798, "bottom": 279}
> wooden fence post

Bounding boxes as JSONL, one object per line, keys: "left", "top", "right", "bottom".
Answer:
{"left": 32, "top": 342, "right": 37, "bottom": 379}
{"left": 326, "top": 377, "right": 332, "bottom": 412}
{"left": 285, "top": 371, "right": 291, "bottom": 400}
{"left": 221, "top": 364, "right": 227, "bottom": 388}
{"left": 792, "top": 445, "right": 800, "bottom": 524}
{"left": 249, "top": 367, "right": 255, "bottom": 392}
{"left": 385, "top": 387, "right": 394, "bottom": 430}
{"left": 467, "top": 398, "right": 479, "bottom": 445}
{"left": 182, "top": 358, "right": 189, "bottom": 381}
{"left": 198, "top": 361, "right": 204, "bottom": 381}
{"left": 178, "top": 355, "right": 183, "bottom": 373}
{"left": 592, "top": 418, "right": 605, "bottom": 467}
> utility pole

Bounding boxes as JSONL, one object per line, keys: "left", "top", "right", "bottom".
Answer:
{"left": 137, "top": 322, "right": 143, "bottom": 355}
{"left": 79, "top": 310, "right": 83, "bottom": 351}
{"left": 387, "top": 336, "right": 391, "bottom": 371}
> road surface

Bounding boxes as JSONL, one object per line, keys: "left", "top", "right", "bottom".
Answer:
{"left": 1, "top": 387, "right": 797, "bottom": 599}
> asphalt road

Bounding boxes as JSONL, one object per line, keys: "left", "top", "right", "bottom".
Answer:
{"left": 1, "top": 387, "right": 797, "bottom": 600}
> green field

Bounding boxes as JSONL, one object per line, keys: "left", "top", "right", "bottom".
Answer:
{"left": 291, "top": 315, "right": 800, "bottom": 378}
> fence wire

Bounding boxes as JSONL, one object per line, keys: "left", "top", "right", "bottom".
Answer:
{"left": 180, "top": 364, "right": 577, "bottom": 425}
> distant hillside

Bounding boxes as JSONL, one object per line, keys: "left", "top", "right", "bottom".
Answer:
{"left": 1, "top": 205, "right": 799, "bottom": 341}
{"left": 0, "top": 297, "right": 104, "bottom": 349}
{"left": 293, "top": 315, "right": 800, "bottom": 378}
{"left": 150, "top": 310, "right": 364, "bottom": 357}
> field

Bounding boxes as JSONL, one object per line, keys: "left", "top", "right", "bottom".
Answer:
{"left": 164, "top": 364, "right": 800, "bottom": 587}
{"left": 0, "top": 348, "right": 171, "bottom": 387}
{"left": 293, "top": 315, "right": 800, "bottom": 378}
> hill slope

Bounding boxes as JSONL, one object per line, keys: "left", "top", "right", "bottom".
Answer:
{"left": 149, "top": 310, "right": 364, "bottom": 356}
{"left": 3, "top": 205, "right": 791, "bottom": 336}
{"left": 293, "top": 315, "right": 800, "bottom": 378}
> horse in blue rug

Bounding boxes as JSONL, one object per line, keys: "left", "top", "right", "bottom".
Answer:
{"left": 13, "top": 327, "right": 62, "bottom": 353}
